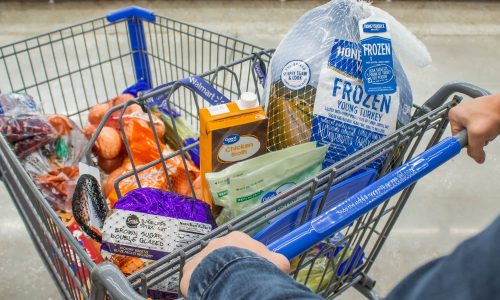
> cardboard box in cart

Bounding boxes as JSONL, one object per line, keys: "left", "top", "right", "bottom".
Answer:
{"left": 199, "top": 93, "right": 268, "bottom": 205}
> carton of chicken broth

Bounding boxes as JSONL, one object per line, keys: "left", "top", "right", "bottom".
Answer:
{"left": 200, "top": 93, "right": 268, "bottom": 205}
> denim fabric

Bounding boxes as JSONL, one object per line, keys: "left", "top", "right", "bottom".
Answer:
{"left": 188, "top": 216, "right": 500, "bottom": 300}
{"left": 385, "top": 216, "right": 500, "bottom": 300}
{"left": 187, "top": 246, "right": 322, "bottom": 300}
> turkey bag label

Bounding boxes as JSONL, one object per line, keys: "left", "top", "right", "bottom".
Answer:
{"left": 312, "top": 39, "right": 399, "bottom": 168}
{"left": 359, "top": 19, "right": 397, "bottom": 95}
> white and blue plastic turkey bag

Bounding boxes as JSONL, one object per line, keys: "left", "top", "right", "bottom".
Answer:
{"left": 264, "top": 0, "right": 431, "bottom": 169}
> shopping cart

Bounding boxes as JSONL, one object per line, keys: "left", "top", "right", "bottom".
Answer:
{"left": 0, "top": 6, "right": 265, "bottom": 300}
{"left": 0, "top": 5, "right": 490, "bottom": 300}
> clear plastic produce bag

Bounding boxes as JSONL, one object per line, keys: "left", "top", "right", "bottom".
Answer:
{"left": 0, "top": 92, "right": 40, "bottom": 116}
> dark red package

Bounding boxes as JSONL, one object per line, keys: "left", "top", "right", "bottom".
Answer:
{"left": 0, "top": 114, "right": 56, "bottom": 158}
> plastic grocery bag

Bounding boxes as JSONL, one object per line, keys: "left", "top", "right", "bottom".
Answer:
{"left": 105, "top": 159, "right": 169, "bottom": 207}
{"left": 0, "top": 92, "right": 40, "bottom": 116}
{"left": 153, "top": 106, "right": 200, "bottom": 168}
{"left": 22, "top": 115, "right": 88, "bottom": 211}
{"left": 48, "top": 115, "right": 88, "bottom": 166}
{"left": 265, "top": 0, "right": 431, "bottom": 168}
{"left": 0, "top": 115, "right": 56, "bottom": 158}
{"left": 0, "top": 93, "right": 57, "bottom": 158}
{"left": 123, "top": 115, "right": 167, "bottom": 165}
{"left": 34, "top": 166, "right": 79, "bottom": 212}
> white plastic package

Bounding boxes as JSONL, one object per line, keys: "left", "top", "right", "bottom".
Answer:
{"left": 265, "top": 0, "right": 431, "bottom": 168}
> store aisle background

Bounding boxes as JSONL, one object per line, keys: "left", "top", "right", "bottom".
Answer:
{"left": 0, "top": 1, "right": 499, "bottom": 299}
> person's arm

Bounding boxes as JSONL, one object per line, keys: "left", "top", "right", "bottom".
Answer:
{"left": 383, "top": 94, "right": 500, "bottom": 300}
{"left": 448, "top": 93, "right": 500, "bottom": 163}
{"left": 180, "top": 231, "right": 322, "bottom": 300}
{"left": 384, "top": 216, "right": 500, "bottom": 300}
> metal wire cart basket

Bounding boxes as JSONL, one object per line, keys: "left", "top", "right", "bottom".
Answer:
{"left": 0, "top": 5, "right": 489, "bottom": 300}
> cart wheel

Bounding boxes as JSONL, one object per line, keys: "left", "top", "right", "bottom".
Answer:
{"left": 354, "top": 273, "right": 379, "bottom": 300}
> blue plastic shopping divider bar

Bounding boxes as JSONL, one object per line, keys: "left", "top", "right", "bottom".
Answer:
{"left": 268, "top": 131, "right": 468, "bottom": 260}
{"left": 107, "top": 6, "right": 156, "bottom": 89}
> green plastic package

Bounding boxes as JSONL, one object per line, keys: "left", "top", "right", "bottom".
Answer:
{"left": 205, "top": 142, "right": 327, "bottom": 224}
{"left": 295, "top": 256, "right": 334, "bottom": 292}
{"left": 293, "top": 237, "right": 354, "bottom": 292}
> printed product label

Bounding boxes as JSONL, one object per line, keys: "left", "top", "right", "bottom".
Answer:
{"left": 261, "top": 182, "right": 296, "bottom": 204}
{"left": 211, "top": 118, "right": 268, "bottom": 172}
{"left": 253, "top": 58, "right": 267, "bottom": 86}
{"left": 281, "top": 60, "right": 311, "bottom": 91}
{"left": 260, "top": 182, "right": 300, "bottom": 224}
{"left": 313, "top": 39, "right": 399, "bottom": 168}
{"left": 149, "top": 76, "right": 230, "bottom": 114}
{"left": 179, "top": 76, "right": 230, "bottom": 105}
{"left": 101, "top": 210, "right": 212, "bottom": 295}
{"left": 361, "top": 22, "right": 387, "bottom": 33}
{"left": 102, "top": 210, "right": 212, "bottom": 260}
{"left": 218, "top": 134, "right": 261, "bottom": 163}
{"left": 207, "top": 104, "right": 230, "bottom": 116}
{"left": 359, "top": 19, "right": 396, "bottom": 95}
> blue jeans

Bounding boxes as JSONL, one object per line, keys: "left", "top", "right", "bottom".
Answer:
{"left": 187, "top": 216, "right": 500, "bottom": 300}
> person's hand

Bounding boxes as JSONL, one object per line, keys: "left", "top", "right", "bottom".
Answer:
{"left": 448, "top": 94, "right": 500, "bottom": 163}
{"left": 179, "top": 231, "right": 290, "bottom": 297}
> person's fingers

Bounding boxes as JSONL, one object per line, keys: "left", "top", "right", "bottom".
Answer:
{"left": 217, "top": 231, "right": 249, "bottom": 245}
{"left": 230, "top": 231, "right": 290, "bottom": 272}
{"left": 268, "top": 252, "right": 291, "bottom": 273}
{"left": 228, "top": 230, "right": 251, "bottom": 241}
{"left": 448, "top": 106, "right": 466, "bottom": 136}
{"left": 180, "top": 260, "right": 196, "bottom": 297}
{"left": 179, "top": 231, "right": 292, "bottom": 296}
{"left": 451, "top": 123, "right": 464, "bottom": 137}
{"left": 467, "top": 129, "right": 486, "bottom": 164}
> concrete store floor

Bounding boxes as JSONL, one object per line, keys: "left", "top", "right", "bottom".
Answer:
{"left": 1, "top": 1, "right": 499, "bottom": 299}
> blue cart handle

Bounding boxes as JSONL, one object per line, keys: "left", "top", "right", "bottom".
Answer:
{"left": 268, "top": 131, "right": 468, "bottom": 260}
{"left": 107, "top": 6, "right": 155, "bottom": 23}
{"left": 106, "top": 6, "right": 155, "bottom": 89}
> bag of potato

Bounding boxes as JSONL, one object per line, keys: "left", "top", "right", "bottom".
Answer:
{"left": 264, "top": 0, "right": 431, "bottom": 169}
{"left": 105, "top": 118, "right": 199, "bottom": 207}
